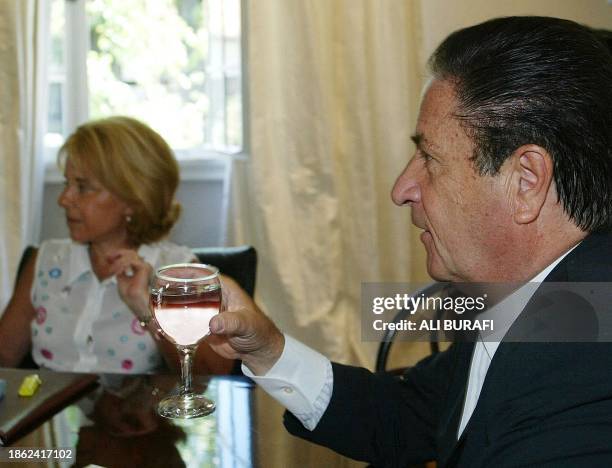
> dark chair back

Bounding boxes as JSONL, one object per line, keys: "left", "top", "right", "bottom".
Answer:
{"left": 192, "top": 246, "right": 257, "bottom": 298}
{"left": 15, "top": 246, "right": 39, "bottom": 369}
{"left": 15, "top": 245, "right": 37, "bottom": 290}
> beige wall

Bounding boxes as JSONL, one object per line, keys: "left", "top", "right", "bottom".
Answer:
{"left": 418, "top": 0, "right": 612, "bottom": 68}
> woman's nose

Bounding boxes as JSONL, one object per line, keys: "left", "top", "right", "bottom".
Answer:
{"left": 391, "top": 158, "right": 421, "bottom": 206}
{"left": 58, "top": 185, "right": 73, "bottom": 208}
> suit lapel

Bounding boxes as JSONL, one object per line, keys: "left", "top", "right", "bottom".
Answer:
{"left": 437, "top": 341, "right": 475, "bottom": 466}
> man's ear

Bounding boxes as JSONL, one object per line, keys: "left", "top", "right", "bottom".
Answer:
{"left": 510, "top": 145, "right": 553, "bottom": 224}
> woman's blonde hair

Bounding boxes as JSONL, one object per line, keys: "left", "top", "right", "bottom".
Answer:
{"left": 58, "top": 116, "right": 181, "bottom": 245}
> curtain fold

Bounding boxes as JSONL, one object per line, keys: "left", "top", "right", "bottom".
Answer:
{"left": 0, "top": 0, "right": 49, "bottom": 309}
{"left": 231, "top": 0, "right": 429, "bottom": 366}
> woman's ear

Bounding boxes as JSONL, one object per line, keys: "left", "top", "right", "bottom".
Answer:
{"left": 510, "top": 145, "right": 553, "bottom": 224}
{"left": 123, "top": 205, "right": 134, "bottom": 224}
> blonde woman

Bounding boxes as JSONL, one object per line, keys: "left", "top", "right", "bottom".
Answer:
{"left": 0, "top": 116, "right": 233, "bottom": 374}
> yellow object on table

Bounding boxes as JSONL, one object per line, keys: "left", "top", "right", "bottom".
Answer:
{"left": 18, "top": 373, "right": 42, "bottom": 397}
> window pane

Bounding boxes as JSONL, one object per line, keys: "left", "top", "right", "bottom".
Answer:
{"left": 47, "top": 83, "right": 63, "bottom": 134}
{"left": 46, "top": 0, "right": 244, "bottom": 159}
{"left": 86, "top": 0, "right": 243, "bottom": 155}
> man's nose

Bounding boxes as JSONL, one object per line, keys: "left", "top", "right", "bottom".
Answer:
{"left": 391, "top": 159, "right": 421, "bottom": 206}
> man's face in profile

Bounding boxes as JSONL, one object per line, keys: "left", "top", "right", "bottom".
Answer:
{"left": 391, "top": 80, "right": 514, "bottom": 282}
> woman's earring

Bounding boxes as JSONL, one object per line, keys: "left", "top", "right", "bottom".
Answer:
{"left": 126, "top": 215, "right": 132, "bottom": 223}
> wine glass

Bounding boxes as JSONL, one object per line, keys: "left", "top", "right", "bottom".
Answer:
{"left": 149, "top": 263, "right": 221, "bottom": 419}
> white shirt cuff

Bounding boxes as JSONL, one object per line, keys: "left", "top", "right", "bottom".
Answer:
{"left": 242, "top": 334, "right": 333, "bottom": 431}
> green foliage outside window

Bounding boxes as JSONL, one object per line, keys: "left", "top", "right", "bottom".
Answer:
{"left": 49, "top": 0, "right": 242, "bottom": 155}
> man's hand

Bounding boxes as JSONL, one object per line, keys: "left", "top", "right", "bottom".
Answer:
{"left": 208, "top": 276, "right": 285, "bottom": 375}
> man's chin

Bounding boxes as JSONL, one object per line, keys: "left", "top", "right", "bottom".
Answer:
{"left": 427, "top": 268, "right": 451, "bottom": 282}
{"left": 425, "top": 254, "right": 453, "bottom": 282}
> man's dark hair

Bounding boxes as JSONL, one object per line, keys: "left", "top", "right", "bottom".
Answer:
{"left": 429, "top": 16, "right": 612, "bottom": 232}
{"left": 594, "top": 28, "right": 612, "bottom": 53}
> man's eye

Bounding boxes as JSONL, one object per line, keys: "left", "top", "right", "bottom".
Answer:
{"left": 418, "top": 151, "right": 433, "bottom": 163}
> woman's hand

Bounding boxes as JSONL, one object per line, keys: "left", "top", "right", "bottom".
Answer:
{"left": 109, "top": 249, "right": 153, "bottom": 320}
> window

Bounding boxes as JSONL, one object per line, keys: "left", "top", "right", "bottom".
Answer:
{"left": 46, "top": 0, "right": 244, "bottom": 162}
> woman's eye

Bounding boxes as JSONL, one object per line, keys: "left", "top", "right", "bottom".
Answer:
{"left": 62, "top": 179, "right": 90, "bottom": 193}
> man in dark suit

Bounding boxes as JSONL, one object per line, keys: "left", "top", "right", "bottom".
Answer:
{"left": 210, "top": 16, "right": 612, "bottom": 467}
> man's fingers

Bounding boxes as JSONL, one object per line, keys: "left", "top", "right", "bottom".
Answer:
{"left": 210, "top": 310, "right": 249, "bottom": 336}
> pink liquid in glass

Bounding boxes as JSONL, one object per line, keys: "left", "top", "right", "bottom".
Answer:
{"left": 152, "top": 286, "right": 221, "bottom": 346}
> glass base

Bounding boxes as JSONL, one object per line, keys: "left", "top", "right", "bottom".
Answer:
{"left": 157, "top": 393, "right": 216, "bottom": 419}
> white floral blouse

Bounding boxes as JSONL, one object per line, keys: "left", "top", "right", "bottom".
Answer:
{"left": 30, "top": 239, "right": 194, "bottom": 373}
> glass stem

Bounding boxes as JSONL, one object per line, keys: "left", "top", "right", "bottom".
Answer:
{"left": 178, "top": 345, "right": 196, "bottom": 395}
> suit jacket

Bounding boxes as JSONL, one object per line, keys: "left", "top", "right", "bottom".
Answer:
{"left": 284, "top": 231, "right": 612, "bottom": 467}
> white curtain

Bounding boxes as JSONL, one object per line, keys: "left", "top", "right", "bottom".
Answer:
{"left": 0, "top": 0, "right": 49, "bottom": 310}
{"left": 230, "top": 0, "right": 430, "bottom": 366}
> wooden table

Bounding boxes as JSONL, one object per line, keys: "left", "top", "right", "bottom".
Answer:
{"left": 1, "top": 370, "right": 366, "bottom": 468}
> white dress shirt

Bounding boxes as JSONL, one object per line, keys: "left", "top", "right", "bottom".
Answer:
{"left": 245, "top": 247, "right": 577, "bottom": 433}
